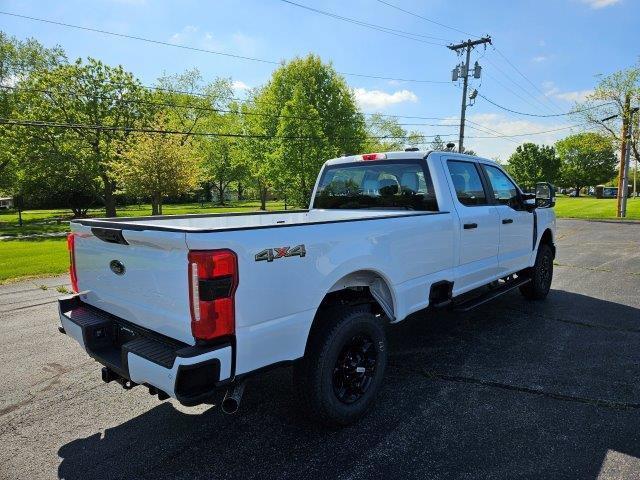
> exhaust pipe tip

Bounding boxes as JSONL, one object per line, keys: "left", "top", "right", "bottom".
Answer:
{"left": 221, "top": 397, "right": 240, "bottom": 415}
{"left": 221, "top": 380, "right": 246, "bottom": 415}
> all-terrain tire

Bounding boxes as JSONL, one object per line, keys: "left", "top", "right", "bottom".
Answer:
{"left": 293, "top": 305, "right": 387, "bottom": 427}
{"left": 519, "top": 243, "right": 554, "bottom": 300}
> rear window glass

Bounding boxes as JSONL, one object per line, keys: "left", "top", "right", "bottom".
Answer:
{"left": 313, "top": 161, "right": 438, "bottom": 211}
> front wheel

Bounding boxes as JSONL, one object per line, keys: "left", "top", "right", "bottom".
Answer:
{"left": 520, "top": 243, "right": 554, "bottom": 300}
{"left": 293, "top": 306, "right": 387, "bottom": 427}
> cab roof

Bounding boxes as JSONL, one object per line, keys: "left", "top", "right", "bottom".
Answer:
{"left": 323, "top": 150, "right": 497, "bottom": 167}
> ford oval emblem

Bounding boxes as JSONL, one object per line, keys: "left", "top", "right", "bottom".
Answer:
{"left": 109, "top": 260, "right": 126, "bottom": 275}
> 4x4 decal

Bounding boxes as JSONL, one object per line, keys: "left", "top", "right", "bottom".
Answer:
{"left": 255, "top": 244, "right": 306, "bottom": 262}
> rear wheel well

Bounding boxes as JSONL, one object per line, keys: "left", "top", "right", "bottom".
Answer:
{"left": 303, "top": 272, "right": 394, "bottom": 357}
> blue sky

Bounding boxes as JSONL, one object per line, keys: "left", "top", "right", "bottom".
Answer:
{"left": 1, "top": 0, "right": 637, "bottom": 159}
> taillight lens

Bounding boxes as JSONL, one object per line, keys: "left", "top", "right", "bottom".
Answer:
{"left": 67, "top": 233, "right": 79, "bottom": 293}
{"left": 361, "top": 153, "right": 387, "bottom": 161}
{"left": 188, "top": 250, "right": 238, "bottom": 341}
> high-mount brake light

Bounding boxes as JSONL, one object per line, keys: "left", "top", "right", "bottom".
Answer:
{"left": 188, "top": 250, "right": 238, "bottom": 341}
{"left": 67, "top": 233, "right": 79, "bottom": 293}
{"left": 361, "top": 153, "right": 387, "bottom": 161}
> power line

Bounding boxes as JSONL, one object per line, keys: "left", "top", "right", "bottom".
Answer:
{"left": 0, "top": 117, "right": 463, "bottom": 140}
{"left": 374, "top": 0, "right": 479, "bottom": 38}
{"left": 493, "top": 46, "right": 565, "bottom": 114}
{"left": 483, "top": 71, "right": 549, "bottom": 116}
{"left": 483, "top": 56, "right": 558, "bottom": 115}
{"left": 371, "top": 0, "right": 576, "bottom": 117}
{"left": 278, "top": 0, "right": 450, "bottom": 44}
{"left": 0, "top": 84, "right": 461, "bottom": 128}
{"left": 0, "top": 10, "right": 449, "bottom": 85}
{"left": 467, "top": 122, "right": 589, "bottom": 139}
{"left": 476, "top": 92, "right": 613, "bottom": 117}
{"left": 5, "top": 65, "right": 452, "bottom": 115}
{"left": 465, "top": 123, "right": 520, "bottom": 145}
{"left": 0, "top": 116, "right": 588, "bottom": 141}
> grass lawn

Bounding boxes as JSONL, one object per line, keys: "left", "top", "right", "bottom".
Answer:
{"left": 0, "top": 200, "right": 285, "bottom": 283}
{"left": 0, "top": 238, "right": 68, "bottom": 283}
{"left": 0, "top": 200, "right": 286, "bottom": 237}
{"left": 554, "top": 196, "right": 640, "bottom": 220}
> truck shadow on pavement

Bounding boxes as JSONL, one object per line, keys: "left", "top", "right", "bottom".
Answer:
{"left": 57, "top": 289, "right": 640, "bottom": 480}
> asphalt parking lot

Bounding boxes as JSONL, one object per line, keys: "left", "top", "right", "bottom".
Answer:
{"left": 1, "top": 218, "right": 639, "bottom": 480}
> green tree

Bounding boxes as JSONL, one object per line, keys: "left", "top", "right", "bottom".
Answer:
{"left": 572, "top": 63, "right": 640, "bottom": 167}
{"left": 556, "top": 133, "right": 617, "bottom": 196}
{"left": 20, "top": 57, "right": 153, "bottom": 216}
{"left": 238, "top": 91, "right": 273, "bottom": 210}
{"left": 156, "top": 69, "right": 232, "bottom": 144}
{"left": 112, "top": 115, "right": 201, "bottom": 215}
{"left": 275, "top": 86, "right": 329, "bottom": 206}
{"left": 430, "top": 135, "right": 446, "bottom": 151}
{"left": 199, "top": 108, "right": 249, "bottom": 205}
{"left": 0, "top": 32, "right": 66, "bottom": 193}
{"left": 252, "top": 54, "right": 366, "bottom": 206}
{"left": 363, "top": 114, "right": 425, "bottom": 152}
{"left": 506, "top": 143, "right": 561, "bottom": 188}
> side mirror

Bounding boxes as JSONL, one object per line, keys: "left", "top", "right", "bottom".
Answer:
{"left": 535, "top": 182, "right": 555, "bottom": 208}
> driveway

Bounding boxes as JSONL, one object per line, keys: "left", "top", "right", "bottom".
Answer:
{"left": 1, "top": 219, "right": 639, "bottom": 480}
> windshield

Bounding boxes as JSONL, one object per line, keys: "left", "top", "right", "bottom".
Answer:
{"left": 313, "top": 160, "right": 438, "bottom": 211}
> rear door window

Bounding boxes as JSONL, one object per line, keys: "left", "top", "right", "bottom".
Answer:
{"left": 447, "top": 160, "right": 488, "bottom": 206}
{"left": 313, "top": 160, "right": 438, "bottom": 211}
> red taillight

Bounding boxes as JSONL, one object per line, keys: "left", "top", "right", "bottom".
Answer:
{"left": 361, "top": 153, "right": 387, "bottom": 161}
{"left": 67, "top": 233, "right": 79, "bottom": 293}
{"left": 188, "top": 250, "right": 238, "bottom": 341}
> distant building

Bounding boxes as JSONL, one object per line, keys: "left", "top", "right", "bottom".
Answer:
{"left": 0, "top": 197, "right": 14, "bottom": 209}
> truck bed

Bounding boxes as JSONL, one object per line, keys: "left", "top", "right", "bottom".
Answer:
{"left": 72, "top": 209, "right": 436, "bottom": 233}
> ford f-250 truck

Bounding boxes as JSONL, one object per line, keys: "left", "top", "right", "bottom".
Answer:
{"left": 58, "top": 150, "right": 556, "bottom": 426}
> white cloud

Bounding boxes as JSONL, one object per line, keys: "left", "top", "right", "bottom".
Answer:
{"left": 532, "top": 55, "right": 548, "bottom": 63}
{"left": 554, "top": 89, "right": 593, "bottom": 102}
{"left": 231, "top": 80, "right": 250, "bottom": 91}
{"left": 581, "top": 0, "right": 621, "bottom": 8}
{"left": 169, "top": 25, "right": 199, "bottom": 45}
{"left": 353, "top": 88, "right": 418, "bottom": 110}
{"left": 543, "top": 81, "right": 593, "bottom": 102}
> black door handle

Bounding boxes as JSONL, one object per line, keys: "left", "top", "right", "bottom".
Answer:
{"left": 502, "top": 218, "right": 513, "bottom": 224}
{"left": 463, "top": 223, "right": 478, "bottom": 229}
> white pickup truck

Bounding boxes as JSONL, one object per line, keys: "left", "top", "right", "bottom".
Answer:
{"left": 59, "top": 150, "right": 556, "bottom": 426}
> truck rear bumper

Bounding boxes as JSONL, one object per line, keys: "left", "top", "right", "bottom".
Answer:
{"left": 58, "top": 295, "right": 233, "bottom": 406}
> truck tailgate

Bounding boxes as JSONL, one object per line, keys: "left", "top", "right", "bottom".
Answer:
{"left": 71, "top": 226, "right": 194, "bottom": 345}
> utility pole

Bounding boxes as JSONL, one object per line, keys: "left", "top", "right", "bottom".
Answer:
{"left": 616, "top": 94, "right": 630, "bottom": 218}
{"left": 620, "top": 106, "right": 639, "bottom": 217}
{"left": 448, "top": 36, "right": 491, "bottom": 153}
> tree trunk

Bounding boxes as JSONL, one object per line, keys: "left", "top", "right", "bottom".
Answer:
{"left": 103, "top": 177, "right": 117, "bottom": 217}
{"left": 217, "top": 180, "right": 225, "bottom": 206}
{"left": 151, "top": 194, "right": 160, "bottom": 215}
{"left": 237, "top": 182, "right": 244, "bottom": 201}
{"left": 260, "top": 185, "right": 268, "bottom": 211}
{"left": 158, "top": 198, "right": 163, "bottom": 215}
{"left": 575, "top": 186, "right": 581, "bottom": 197}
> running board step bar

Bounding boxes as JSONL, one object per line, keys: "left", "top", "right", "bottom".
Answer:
{"left": 453, "top": 276, "right": 531, "bottom": 312}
